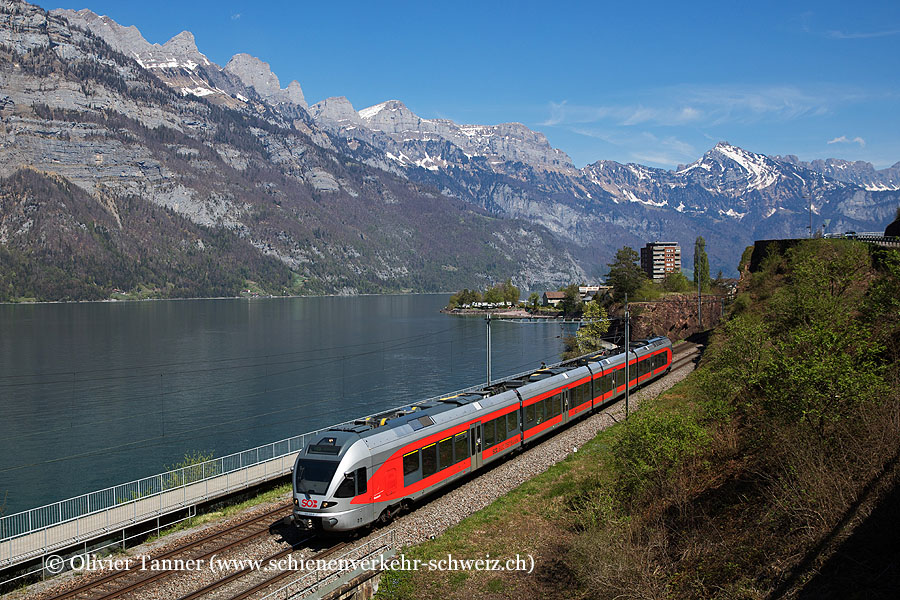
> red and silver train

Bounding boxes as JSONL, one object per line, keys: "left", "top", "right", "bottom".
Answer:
{"left": 291, "top": 336, "right": 673, "bottom": 531}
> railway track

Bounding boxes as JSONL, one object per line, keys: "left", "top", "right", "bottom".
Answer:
{"left": 39, "top": 340, "right": 703, "bottom": 600}
{"left": 41, "top": 503, "right": 292, "bottom": 600}
{"left": 176, "top": 540, "right": 347, "bottom": 600}
{"left": 669, "top": 341, "right": 701, "bottom": 372}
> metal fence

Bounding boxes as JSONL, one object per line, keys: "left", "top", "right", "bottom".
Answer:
{"left": 260, "top": 531, "right": 395, "bottom": 600}
{"left": 0, "top": 431, "right": 324, "bottom": 568}
{"left": 0, "top": 360, "right": 561, "bottom": 570}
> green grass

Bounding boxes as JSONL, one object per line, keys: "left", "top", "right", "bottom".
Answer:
{"left": 145, "top": 483, "right": 290, "bottom": 543}
{"left": 375, "top": 414, "right": 641, "bottom": 599}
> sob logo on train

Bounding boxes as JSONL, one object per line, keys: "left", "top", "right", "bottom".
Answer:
{"left": 300, "top": 498, "right": 318, "bottom": 508}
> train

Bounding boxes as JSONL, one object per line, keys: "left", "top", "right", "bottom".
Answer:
{"left": 290, "top": 336, "right": 673, "bottom": 532}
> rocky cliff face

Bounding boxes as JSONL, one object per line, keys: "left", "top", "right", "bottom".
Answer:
{"left": 318, "top": 98, "right": 899, "bottom": 273}
{"left": 0, "top": 0, "right": 588, "bottom": 299}
{"left": 309, "top": 97, "right": 575, "bottom": 177}
{"left": 776, "top": 155, "right": 900, "bottom": 192}
{"left": 8, "top": 0, "right": 900, "bottom": 290}
{"left": 224, "top": 53, "right": 306, "bottom": 108}
{"left": 52, "top": 7, "right": 307, "bottom": 113}
{"left": 628, "top": 294, "right": 725, "bottom": 340}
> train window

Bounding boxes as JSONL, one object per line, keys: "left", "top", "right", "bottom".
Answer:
{"left": 335, "top": 472, "right": 356, "bottom": 498}
{"left": 484, "top": 419, "right": 496, "bottom": 447}
{"left": 295, "top": 460, "right": 339, "bottom": 496}
{"left": 525, "top": 402, "right": 536, "bottom": 424}
{"left": 507, "top": 411, "right": 518, "bottom": 433}
{"left": 439, "top": 437, "right": 453, "bottom": 469}
{"left": 454, "top": 432, "right": 467, "bottom": 463}
{"left": 496, "top": 415, "right": 507, "bottom": 442}
{"left": 422, "top": 443, "right": 437, "bottom": 478}
{"left": 403, "top": 450, "right": 419, "bottom": 476}
{"left": 355, "top": 467, "right": 367, "bottom": 495}
{"left": 550, "top": 394, "right": 561, "bottom": 417}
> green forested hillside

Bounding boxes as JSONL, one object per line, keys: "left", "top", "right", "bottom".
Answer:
{"left": 376, "top": 239, "right": 900, "bottom": 599}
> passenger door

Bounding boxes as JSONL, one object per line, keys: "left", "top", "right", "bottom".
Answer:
{"left": 469, "top": 422, "right": 483, "bottom": 470}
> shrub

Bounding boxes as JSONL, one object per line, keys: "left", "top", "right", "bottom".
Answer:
{"left": 614, "top": 409, "right": 709, "bottom": 502}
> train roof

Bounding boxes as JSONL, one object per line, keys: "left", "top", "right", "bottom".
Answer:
{"left": 312, "top": 337, "right": 672, "bottom": 451}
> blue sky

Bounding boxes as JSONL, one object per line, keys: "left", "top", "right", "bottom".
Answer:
{"left": 43, "top": 0, "right": 899, "bottom": 169}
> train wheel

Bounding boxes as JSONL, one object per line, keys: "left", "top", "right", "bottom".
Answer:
{"left": 378, "top": 508, "right": 393, "bottom": 526}
{"left": 400, "top": 499, "right": 413, "bottom": 516}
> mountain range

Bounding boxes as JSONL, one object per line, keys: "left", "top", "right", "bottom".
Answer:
{"left": 0, "top": 0, "right": 897, "bottom": 300}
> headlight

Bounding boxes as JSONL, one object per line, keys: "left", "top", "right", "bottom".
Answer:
{"left": 293, "top": 497, "right": 299, "bottom": 506}
{"left": 321, "top": 501, "right": 337, "bottom": 509}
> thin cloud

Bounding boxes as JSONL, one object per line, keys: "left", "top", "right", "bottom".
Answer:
{"left": 543, "top": 84, "right": 851, "bottom": 130}
{"left": 571, "top": 128, "right": 696, "bottom": 167}
{"left": 827, "top": 135, "right": 866, "bottom": 147}
{"left": 231, "top": 13, "right": 242, "bottom": 20}
{"left": 826, "top": 28, "right": 900, "bottom": 39}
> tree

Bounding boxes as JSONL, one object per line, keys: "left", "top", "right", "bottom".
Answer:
{"left": 528, "top": 291, "right": 540, "bottom": 309}
{"left": 447, "top": 288, "right": 479, "bottom": 308}
{"left": 483, "top": 284, "right": 504, "bottom": 304}
{"left": 662, "top": 271, "right": 692, "bottom": 293}
{"left": 575, "top": 300, "right": 610, "bottom": 352}
{"left": 558, "top": 283, "right": 582, "bottom": 315}
{"left": 606, "top": 247, "right": 646, "bottom": 303}
{"left": 694, "top": 236, "right": 710, "bottom": 291}
{"left": 499, "top": 279, "right": 520, "bottom": 305}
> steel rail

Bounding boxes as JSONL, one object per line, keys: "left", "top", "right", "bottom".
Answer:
{"left": 44, "top": 504, "right": 291, "bottom": 600}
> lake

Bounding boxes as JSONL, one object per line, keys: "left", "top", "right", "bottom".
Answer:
{"left": 0, "top": 295, "right": 569, "bottom": 514}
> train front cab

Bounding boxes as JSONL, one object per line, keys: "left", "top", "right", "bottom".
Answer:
{"left": 292, "top": 432, "right": 373, "bottom": 532}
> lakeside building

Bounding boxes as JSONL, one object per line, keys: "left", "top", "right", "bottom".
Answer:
{"left": 542, "top": 291, "right": 566, "bottom": 307}
{"left": 579, "top": 285, "right": 611, "bottom": 302}
{"left": 641, "top": 241, "right": 682, "bottom": 281}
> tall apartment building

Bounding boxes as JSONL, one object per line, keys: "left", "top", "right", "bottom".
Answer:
{"left": 640, "top": 241, "right": 682, "bottom": 281}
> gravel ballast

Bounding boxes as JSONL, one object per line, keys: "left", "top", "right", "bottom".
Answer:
{"left": 13, "top": 350, "right": 699, "bottom": 600}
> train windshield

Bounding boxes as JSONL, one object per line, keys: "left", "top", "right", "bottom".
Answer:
{"left": 295, "top": 459, "right": 339, "bottom": 495}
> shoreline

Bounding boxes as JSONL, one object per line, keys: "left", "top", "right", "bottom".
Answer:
{"left": 440, "top": 307, "right": 563, "bottom": 318}
{"left": 0, "top": 291, "right": 459, "bottom": 307}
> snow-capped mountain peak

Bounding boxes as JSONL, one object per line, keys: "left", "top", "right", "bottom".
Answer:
{"left": 678, "top": 141, "right": 781, "bottom": 192}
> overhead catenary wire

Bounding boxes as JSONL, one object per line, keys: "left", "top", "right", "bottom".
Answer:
{"left": 0, "top": 323, "right": 563, "bottom": 473}
{"left": 2, "top": 325, "right": 493, "bottom": 440}
{"left": 0, "top": 325, "right": 463, "bottom": 386}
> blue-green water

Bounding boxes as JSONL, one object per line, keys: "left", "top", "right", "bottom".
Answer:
{"left": 0, "top": 295, "right": 568, "bottom": 515}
